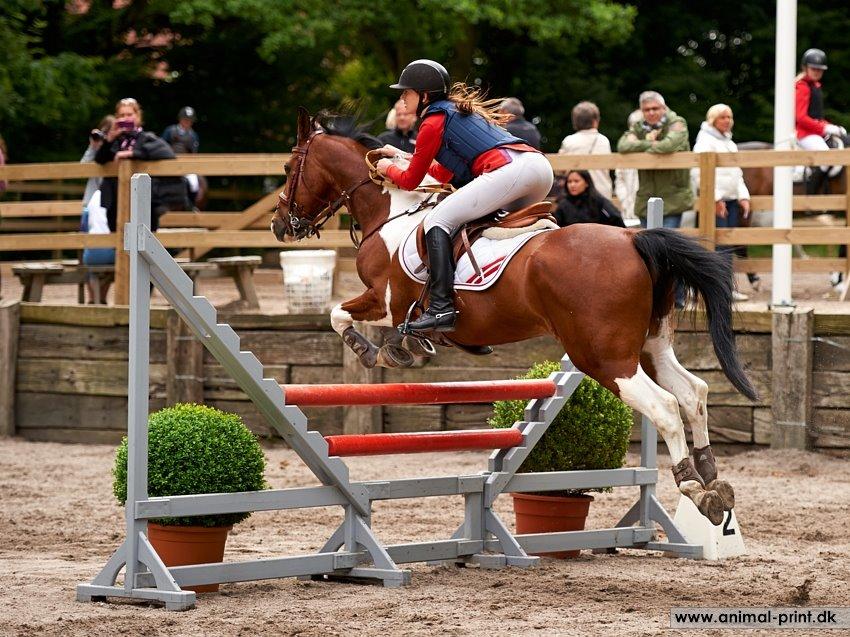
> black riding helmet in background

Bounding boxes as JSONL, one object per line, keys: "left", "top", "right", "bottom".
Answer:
{"left": 390, "top": 59, "right": 450, "bottom": 115}
{"left": 802, "top": 48, "right": 828, "bottom": 70}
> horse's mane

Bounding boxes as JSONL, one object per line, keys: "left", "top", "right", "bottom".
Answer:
{"left": 314, "top": 110, "right": 383, "bottom": 151}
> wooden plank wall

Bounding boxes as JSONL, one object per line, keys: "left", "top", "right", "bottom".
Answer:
{"left": 5, "top": 303, "right": 850, "bottom": 450}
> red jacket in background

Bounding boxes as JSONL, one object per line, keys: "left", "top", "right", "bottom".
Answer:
{"left": 795, "top": 76, "right": 829, "bottom": 139}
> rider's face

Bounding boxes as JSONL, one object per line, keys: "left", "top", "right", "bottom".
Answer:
{"left": 400, "top": 89, "right": 420, "bottom": 113}
{"left": 806, "top": 66, "right": 825, "bottom": 82}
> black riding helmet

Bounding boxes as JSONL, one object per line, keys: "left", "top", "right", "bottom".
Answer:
{"left": 802, "top": 48, "right": 828, "bottom": 70}
{"left": 390, "top": 59, "right": 450, "bottom": 93}
{"left": 390, "top": 59, "right": 450, "bottom": 117}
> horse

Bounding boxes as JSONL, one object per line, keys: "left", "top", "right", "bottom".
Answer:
{"left": 272, "top": 108, "right": 758, "bottom": 527}
{"left": 738, "top": 139, "right": 846, "bottom": 198}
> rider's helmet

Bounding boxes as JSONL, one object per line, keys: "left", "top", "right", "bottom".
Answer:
{"left": 178, "top": 106, "right": 196, "bottom": 121}
{"left": 390, "top": 59, "right": 450, "bottom": 95}
{"left": 801, "top": 48, "right": 828, "bottom": 70}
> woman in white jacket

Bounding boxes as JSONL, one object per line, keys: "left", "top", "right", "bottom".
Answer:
{"left": 691, "top": 104, "right": 756, "bottom": 298}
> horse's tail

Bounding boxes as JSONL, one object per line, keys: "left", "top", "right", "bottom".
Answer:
{"left": 632, "top": 228, "right": 758, "bottom": 401}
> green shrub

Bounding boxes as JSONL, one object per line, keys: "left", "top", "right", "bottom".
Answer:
{"left": 113, "top": 404, "right": 267, "bottom": 527}
{"left": 490, "top": 361, "right": 633, "bottom": 492}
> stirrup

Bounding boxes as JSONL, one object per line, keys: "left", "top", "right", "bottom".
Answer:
{"left": 399, "top": 302, "right": 457, "bottom": 335}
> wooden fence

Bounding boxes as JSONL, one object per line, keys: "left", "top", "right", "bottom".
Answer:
{"left": 3, "top": 148, "right": 850, "bottom": 304}
{"left": 1, "top": 301, "right": 847, "bottom": 451}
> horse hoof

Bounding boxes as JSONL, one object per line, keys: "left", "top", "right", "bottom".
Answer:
{"left": 402, "top": 335, "right": 436, "bottom": 357}
{"left": 705, "top": 479, "right": 735, "bottom": 511}
{"left": 695, "top": 490, "right": 725, "bottom": 526}
{"left": 376, "top": 345, "right": 415, "bottom": 368}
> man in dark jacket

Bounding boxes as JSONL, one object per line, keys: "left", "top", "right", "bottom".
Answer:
{"left": 95, "top": 128, "right": 191, "bottom": 231}
{"left": 499, "top": 97, "right": 541, "bottom": 150}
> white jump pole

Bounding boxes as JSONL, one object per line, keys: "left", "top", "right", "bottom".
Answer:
{"left": 772, "top": 0, "right": 797, "bottom": 307}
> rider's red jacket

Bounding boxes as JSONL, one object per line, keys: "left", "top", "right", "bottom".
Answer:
{"left": 795, "top": 76, "right": 829, "bottom": 139}
{"left": 386, "top": 113, "right": 535, "bottom": 190}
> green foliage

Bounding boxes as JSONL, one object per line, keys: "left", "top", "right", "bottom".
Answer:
{"left": 5, "top": 0, "right": 850, "bottom": 162}
{"left": 489, "top": 361, "right": 632, "bottom": 492}
{"left": 113, "top": 404, "right": 267, "bottom": 527}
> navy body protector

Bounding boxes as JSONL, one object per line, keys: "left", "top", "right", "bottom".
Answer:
{"left": 423, "top": 99, "right": 523, "bottom": 188}
{"left": 807, "top": 82, "right": 824, "bottom": 121}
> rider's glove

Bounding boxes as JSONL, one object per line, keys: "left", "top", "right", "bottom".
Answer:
{"left": 824, "top": 123, "right": 842, "bottom": 137}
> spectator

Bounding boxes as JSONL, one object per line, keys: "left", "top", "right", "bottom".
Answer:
{"left": 618, "top": 91, "right": 692, "bottom": 307}
{"left": 617, "top": 91, "right": 693, "bottom": 226}
{"left": 499, "top": 97, "right": 541, "bottom": 150}
{"left": 162, "top": 106, "right": 200, "bottom": 154}
{"left": 555, "top": 170, "right": 625, "bottom": 228}
{"left": 691, "top": 103, "right": 751, "bottom": 301}
{"left": 95, "top": 98, "right": 191, "bottom": 231}
{"left": 558, "top": 101, "right": 613, "bottom": 199}
{"left": 80, "top": 190, "right": 114, "bottom": 303}
{"left": 614, "top": 109, "right": 643, "bottom": 222}
{"left": 81, "top": 115, "right": 114, "bottom": 207}
{"left": 378, "top": 99, "right": 417, "bottom": 154}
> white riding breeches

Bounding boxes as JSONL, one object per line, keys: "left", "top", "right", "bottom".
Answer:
{"left": 423, "top": 150, "right": 554, "bottom": 234}
{"left": 798, "top": 134, "right": 830, "bottom": 171}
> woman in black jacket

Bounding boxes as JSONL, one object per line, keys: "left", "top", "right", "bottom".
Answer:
{"left": 555, "top": 170, "right": 625, "bottom": 228}
{"left": 95, "top": 98, "right": 191, "bottom": 231}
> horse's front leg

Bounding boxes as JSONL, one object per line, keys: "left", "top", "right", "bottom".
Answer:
{"left": 331, "top": 289, "right": 414, "bottom": 369}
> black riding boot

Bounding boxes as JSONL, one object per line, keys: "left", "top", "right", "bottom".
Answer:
{"left": 406, "top": 228, "right": 457, "bottom": 332}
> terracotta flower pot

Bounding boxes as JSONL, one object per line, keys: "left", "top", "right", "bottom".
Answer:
{"left": 147, "top": 523, "right": 232, "bottom": 592}
{"left": 511, "top": 492, "right": 594, "bottom": 559}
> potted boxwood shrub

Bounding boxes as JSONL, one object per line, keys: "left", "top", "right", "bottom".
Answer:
{"left": 490, "top": 361, "right": 632, "bottom": 558}
{"left": 113, "top": 403, "right": 267, "bottom": 592}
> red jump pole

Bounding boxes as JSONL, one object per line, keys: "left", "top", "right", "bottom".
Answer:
{"left": 283, "top": 379, "right": 556, "bottom": 407}
{"left": 324, "top": 428, "right": 524, "bottom": 456}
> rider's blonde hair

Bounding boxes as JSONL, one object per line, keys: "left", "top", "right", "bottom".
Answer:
{"left": 446, "top": 82, "right": 513, "bottom": 126}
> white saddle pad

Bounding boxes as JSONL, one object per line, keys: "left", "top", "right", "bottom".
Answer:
{"left": 399, "top": 225, "right": 554, "bottom": 291}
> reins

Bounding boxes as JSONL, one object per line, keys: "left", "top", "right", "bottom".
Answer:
{"left": 278, "top": 134, "right": 448, "bottom": 248}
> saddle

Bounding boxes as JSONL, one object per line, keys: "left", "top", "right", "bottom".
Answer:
{"left": 415, "top": 201, "right": 556, "bottom": 278}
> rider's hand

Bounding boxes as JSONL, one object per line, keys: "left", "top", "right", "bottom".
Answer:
{"left": 824, "top": 123, "right": 841, "bottom": 137}
{"left": 740, "top": 199, "right": 751, "bottom": 218}
{"left": 115, "top": 149, "right": 134, "bottom": 160}
{"left": 376, "top": 158, "right": 394, "bottom": 175}
{"left": 380, "top": 144, "right": 402, "bottom": 158}
{"left": 715, "top": 199, "right": 727, "bottom": 219}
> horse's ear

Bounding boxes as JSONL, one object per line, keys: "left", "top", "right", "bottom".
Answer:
{"left": 296, "top": 107, "right": 312, "bottom": 144}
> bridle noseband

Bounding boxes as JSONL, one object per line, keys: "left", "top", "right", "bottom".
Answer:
{"left": 276, "top": 130, "right": 372, "bottom": 242}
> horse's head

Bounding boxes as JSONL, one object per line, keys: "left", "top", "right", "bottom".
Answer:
{"left": 271, "top": 107, "right": 338, "bottom": 241}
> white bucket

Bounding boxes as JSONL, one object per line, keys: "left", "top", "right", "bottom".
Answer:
{"left": 279, "top": 250, "right": 336, "bottom": 313}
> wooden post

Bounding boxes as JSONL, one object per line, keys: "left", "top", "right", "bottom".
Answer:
{"left": 771, "top": 307, "right": 813, "bottom": 449}
{"left": 698, "top": 152, "right": 717, "bottom": 244}
{"left": 0, "top": 301, "right": 20, "bottom": 437}
{"left": 166, "top": 312, "right": 204, "bottom": 405}
{"left": 341, "top": 323, "right": 382, "bottom": 434}
{"left": 113, "top": 160, "right": 134, "bottom": 305}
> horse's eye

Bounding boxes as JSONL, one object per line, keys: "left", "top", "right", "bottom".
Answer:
{"left": 284, "top": 164, "right": 291, "bottom": 175}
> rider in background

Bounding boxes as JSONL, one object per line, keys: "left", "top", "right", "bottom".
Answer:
{"left": 796, "top": 48, "right": 845, "bottom": 185}
{"left": 795, "top": 48, "right": 848, "bottom": 289}
{"left": 375, "top": 59, "right": 553, "bottom": 333}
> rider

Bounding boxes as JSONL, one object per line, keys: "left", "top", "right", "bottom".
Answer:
{"left": 796, "top": 48, "right": 845, "bottom": 191}
{"left": 375, "top": 59, "right": 553, "bottom": 332}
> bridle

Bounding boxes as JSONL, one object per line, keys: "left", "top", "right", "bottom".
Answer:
{"left": 276, "top": 130, "right": 373, "bottom": 242}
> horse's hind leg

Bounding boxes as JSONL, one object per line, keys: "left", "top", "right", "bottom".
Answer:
{"left": 642, "top": 320, "right": 734, "bottom": 510}
{"left": 613, "top": 364, "right": 725, "bottom": 526}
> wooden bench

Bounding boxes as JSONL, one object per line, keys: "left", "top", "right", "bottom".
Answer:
{"left": 12, "top": 255, "right": 262, "bottom": 307}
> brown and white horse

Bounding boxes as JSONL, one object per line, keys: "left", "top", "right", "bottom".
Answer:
{"left": 272, "top": 109, "right": 757, "bottom": 526}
